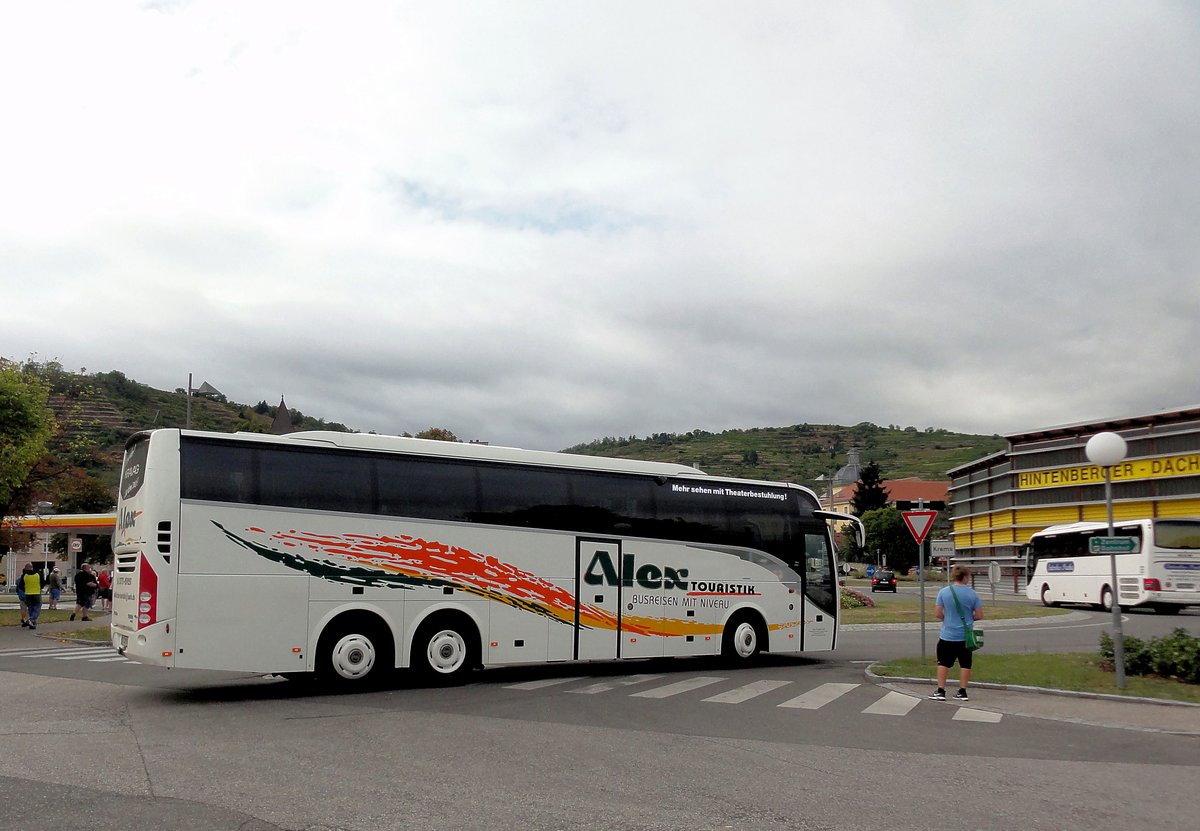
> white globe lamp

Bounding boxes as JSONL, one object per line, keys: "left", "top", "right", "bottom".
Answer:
{"left": 1085, "top": 432, "right": 1127, "bottom": 467}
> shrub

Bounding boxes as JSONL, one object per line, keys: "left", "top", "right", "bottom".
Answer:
{"left": 840, "top": 587, "right": 875, "bottom": 609}
{"left": 1149, "top": 629, "right": 1200, "bottom": 684}
{"left": 1100, "top": 628, "right": 1200, "bottom": 683}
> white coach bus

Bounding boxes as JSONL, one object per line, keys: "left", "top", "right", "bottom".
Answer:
{"left": 1025, "top": 518, "right": 1200, "bottom": 613}
{"left": 111, "top": 429, "right": 861, "bottom": 688}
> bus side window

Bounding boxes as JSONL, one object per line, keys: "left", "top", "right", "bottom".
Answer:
{"left": 181, "top": 440, "right": 255, "bottom": 504}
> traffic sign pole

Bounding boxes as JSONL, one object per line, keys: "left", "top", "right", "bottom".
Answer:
{"left": 903, "top": 504, "right": 939, "bottom": 662}
{"left": 919, "top": 536, "right": 927, "bottom": 661}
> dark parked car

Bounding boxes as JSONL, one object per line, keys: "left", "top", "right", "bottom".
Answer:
{"left": 870, "top": 570, "right": 897, "bottom": 592}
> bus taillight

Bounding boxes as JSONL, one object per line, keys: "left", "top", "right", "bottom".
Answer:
{"left": 138, "top": 553, "right": 158, "bottom": 628}
{"left": 1143, "top": 578, "right": 1162, "bottom": 592}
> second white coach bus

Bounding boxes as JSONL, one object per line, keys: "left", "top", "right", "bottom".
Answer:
{"left": 112, "top": 429, "right": 862, "bottom": 687}
{"left": 1025, "top": 518, "right": 1200, "bottom": 613}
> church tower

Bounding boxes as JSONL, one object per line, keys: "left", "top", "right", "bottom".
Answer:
{"left": 271, "top": 396, "right": 293, "bottom": 435}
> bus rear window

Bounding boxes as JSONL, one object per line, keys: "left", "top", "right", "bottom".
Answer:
{"left": 120, "top": 437, "right": 151, "bottom": 501}
{"left": 1155, "top": 521, "right": 1200, "bottom": 550}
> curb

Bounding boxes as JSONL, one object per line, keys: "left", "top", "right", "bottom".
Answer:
{"left": 864, "top": 665, "right": 1200, "bottom": 709}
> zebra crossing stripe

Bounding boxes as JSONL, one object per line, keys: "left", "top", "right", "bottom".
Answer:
{"left": 631, "top": 676, "right": 724, "bottom": 699}
{"left": 778, "top": 682, "right": 859, "bottom": 709}
{"left": 861, "top": 691, "right": 921, "bottom": 716}
{"left": 953, "top": 707, "right": 1003, "bottom": 723}
{"left": 570, "top": 682, "right": 621, "bottom": 695}
{"left": 503, "top": 676, "right": 586, "bottom": 690}
{"left": 21, "top": 648, "right": 114, "bottom": 659}
{"left": 703, "top": 679, "right": 791, "bottom": 704}
{"left": 568, "top": 674, "right": 666, "bottom": 694}
{"left": 53, "top": 650, "right": 123, "bottom": 661}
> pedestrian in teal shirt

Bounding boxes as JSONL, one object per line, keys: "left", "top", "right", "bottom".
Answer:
{"left": 929, "top": 565, "right": 982, "bottom": 701}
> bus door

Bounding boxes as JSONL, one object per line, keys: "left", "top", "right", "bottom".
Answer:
{"left": 575, "top": 538, "right": 621, "bottom": 660}
{"left": 799, "top": 530, "right": 836, "bottom": 652}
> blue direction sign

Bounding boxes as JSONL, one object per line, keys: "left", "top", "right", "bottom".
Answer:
{"left": 1088, "top": 536, "right": 1139, "bottom": 554}
{"left": 866, "top": 565, "right": 876, "bottom": 578}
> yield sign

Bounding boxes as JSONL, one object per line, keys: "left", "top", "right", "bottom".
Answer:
{"left": 902, "top": 510, "right": 938, "bottom": 545}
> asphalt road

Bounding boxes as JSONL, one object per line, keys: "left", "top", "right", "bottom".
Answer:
{"left": 1, "top": 604, "right": 1197, "bottom": 831}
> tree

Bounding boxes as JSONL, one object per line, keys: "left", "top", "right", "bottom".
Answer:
{"left": 0, "top": 362, "right": 56, "bottom": 516}
{"left": 861, "top": 507, "right": 919, "bottom": 573}
{"left": 850, "top": 461, "right": 889, "bottom": 517}
{"left": 46, "top": 471, "right": 116, "bottom": 562}
{"left": 415, "top": 427, "right": 460, "bottom": 442}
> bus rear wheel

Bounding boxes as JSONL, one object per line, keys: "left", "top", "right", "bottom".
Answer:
{"left": 316, "top": 615, "right": 394, "bottom": 690}
{"left": 1099, "top": 586, "right": 1114, "bottom": 612}
{"left": 721, "top": 613, "right": 765, "bottom": 665}
{"left": 412, "top": 613, "right": 479, "bottom": 684}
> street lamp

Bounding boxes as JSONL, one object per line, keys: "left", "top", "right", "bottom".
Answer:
{"left": 1085, "top": 431, "right": 1128, "bottom": 688}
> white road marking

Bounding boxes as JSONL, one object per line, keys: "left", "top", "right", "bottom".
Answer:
{"left": 777, "top": 682, "right": 859, "bottom": 709}
{"left": 503, "top": 676, "right": 586, "bottom": 690}
{"left": 953, "top": 707, "right": 1003, "bottom": 723}
{"left": 861, "top": 691, "right": 921, "bottom": 716}
{"left": 703, "top": 679, "right": 791, "bottom": 704}
{"left": 631, "top": 676, "right": 725, "bottom": 698}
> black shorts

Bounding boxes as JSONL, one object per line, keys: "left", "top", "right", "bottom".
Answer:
{"left": 936, "top": 638, "right": 973, "bottom": 670}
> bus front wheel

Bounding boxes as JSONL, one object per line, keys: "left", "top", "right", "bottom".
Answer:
{"left": 316, "top": 615, "right": 394, "bottom": 690}
{"left": 721, "top": 613, "right": 766, "bottom": 664}
{"left": 412, "top": 613, "right": 479, "bottom": 683}
{"left": 1040, "top": 584, "right": 1056, "bottom": 607}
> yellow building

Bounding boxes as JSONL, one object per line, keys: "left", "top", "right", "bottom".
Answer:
{"left": 948, "top": 406, "right": 1200, "bottom": 560}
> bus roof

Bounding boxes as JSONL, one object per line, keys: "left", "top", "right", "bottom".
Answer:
{"left": 1033, "top": 519, "right": 1159, "bottom": 536}
{"left": 281, "top": 430, "right": 705, "bottom": 477}
{"left": 158, "top": 428, "right": 817, "bottom": 496}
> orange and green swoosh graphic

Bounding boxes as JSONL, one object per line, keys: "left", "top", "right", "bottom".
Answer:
{"left": 213, "top": 522, "right": 728, "bottom": 637}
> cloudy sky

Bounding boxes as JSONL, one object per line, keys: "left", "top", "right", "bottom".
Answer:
{"left": 2, "top": 1, "right": 1197, "bottom": 451}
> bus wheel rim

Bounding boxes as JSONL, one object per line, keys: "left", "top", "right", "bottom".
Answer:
{"left": 734, "top": 622, "right": 757, "bottom": 658}
{"left": 427, "top": 630, "right": 467, "bottom": 674}
{"left": 330, "top": 634, "right": 376, "bottom": 680}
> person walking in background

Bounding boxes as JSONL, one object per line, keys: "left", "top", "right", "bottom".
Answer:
{"left": 71, "top": 563, "right": 99, "bottom": 622}
{"left": 17, "top": 563, "right": 44, "bottom": 630}
{"left": 929, "top": 564, "right": 983, "bottom": 701}
{"left": 47, "top": 567, "right": 63, "bottom": 609}
{"left": 97, "top": 568, "right": 113, "bottom": 612}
